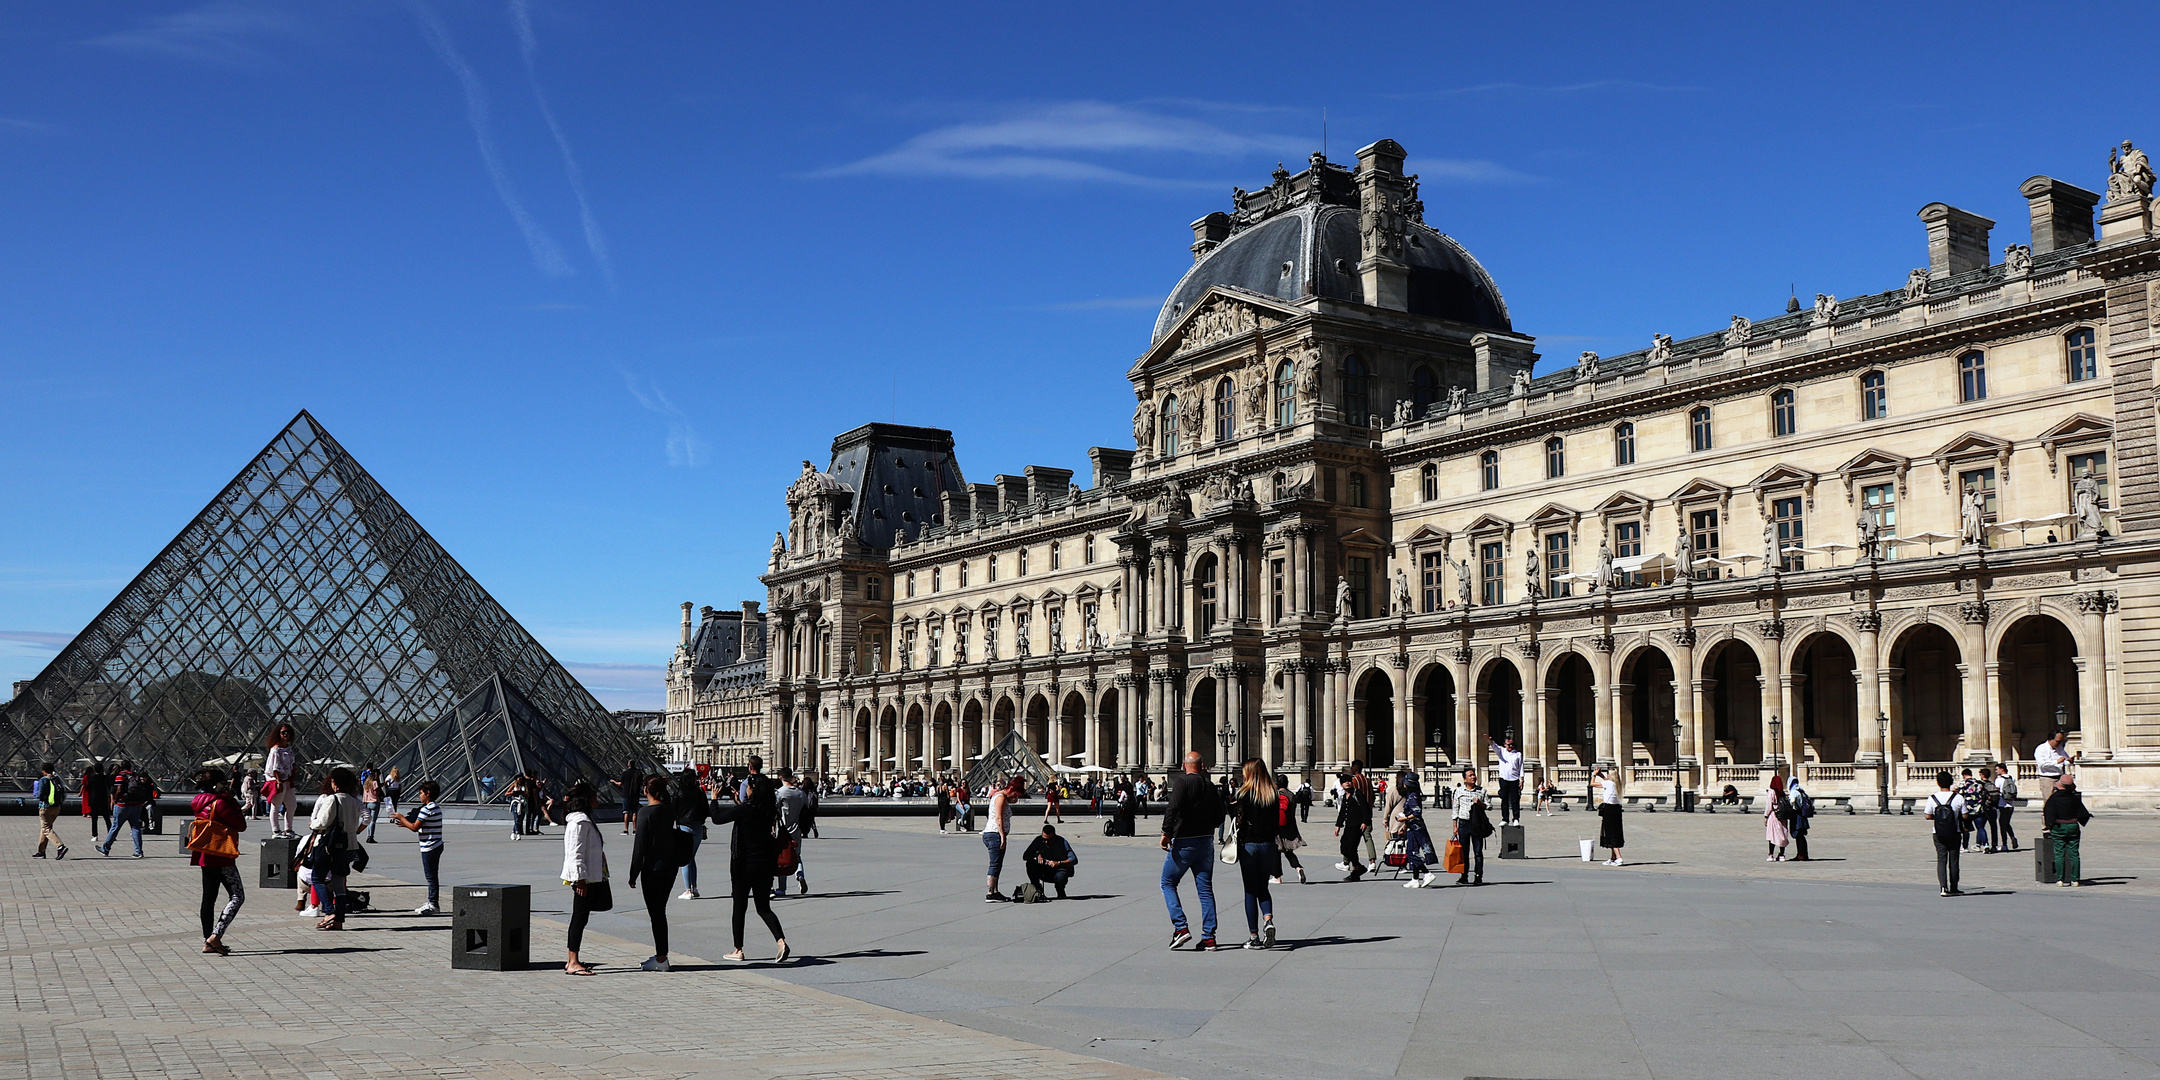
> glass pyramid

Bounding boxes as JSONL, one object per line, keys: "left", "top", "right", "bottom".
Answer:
{"left": 0, "top": 411, "right": 656, "bottom": 793}
{"left": 963, "top": 729, "right": 1056, "bottom": 796}
{"left": 379, "top": 673, "right": 614, "bottom": 803}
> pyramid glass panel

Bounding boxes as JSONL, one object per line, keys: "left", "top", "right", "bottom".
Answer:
{"left": 963, "top": 730, "right": 1057, "bottom": 796}
{"left": 0, "top": 411, "right": 657, "bottom": 793}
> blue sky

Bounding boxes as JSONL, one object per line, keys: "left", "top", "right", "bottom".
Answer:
{"left": 3, "top": 2, "right": 2152, "bottom": 710}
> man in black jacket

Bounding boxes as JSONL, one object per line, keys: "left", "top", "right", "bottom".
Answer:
{"left": 1159, "top": 751, "right": 1222, "bottom": 950}
{"left": 1334, "top": 770, "right": 1373, "bottom": 881}
{"left": 2043, "top": 775, "right": 2092, "bottom": 887}
{"left": 1022, "top": 825, "right": 1077, "bottom": 898}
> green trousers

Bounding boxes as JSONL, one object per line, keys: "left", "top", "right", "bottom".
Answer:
{"left": 2050, "top": 823, "right": 2081, "bottom": 883}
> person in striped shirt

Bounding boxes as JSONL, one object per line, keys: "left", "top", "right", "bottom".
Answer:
{"left": 390, "top": 780, "right": 445, "bottom": 915}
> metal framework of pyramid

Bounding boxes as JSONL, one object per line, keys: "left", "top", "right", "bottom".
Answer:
{"left": 379, "top": 673, "right": 611, "bottom": 803}
{"left": 963, "top": 730, "right": 1056, "bottom": 795}
{"left": 0, "top": 411, "right": 657, "bottom": 793}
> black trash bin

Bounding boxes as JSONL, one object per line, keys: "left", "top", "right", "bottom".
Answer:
{"left": 258, "top": 835, "right": 302, "bottom": 890}
{"left": 452, "top": 883, "right": 531, "bottom": 971}
{"left": 1497, "top": 823, "right": 1527, "bottom": 859}
{"left": 2035, "top": 838, "right": 2059, "bottom": 884}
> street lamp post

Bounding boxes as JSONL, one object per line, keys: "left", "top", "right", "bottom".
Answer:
{"left": 1877, "top": 712, "right": 1892, "bottom": 814}
{"left": 1767, "top": 715, "right": 1784, "bottom": 773}
{"left": 1671, "top": 719, "right": 1684, "bottom": 811}
{"left": 1216, "top": 720, "right": 1234, "bottom": 774}
{"left": 1429, "top": 725, "right": 1444, "bottom": 790}
{"left": 1364, "top": 728, "right": 1375, "bottom": 768}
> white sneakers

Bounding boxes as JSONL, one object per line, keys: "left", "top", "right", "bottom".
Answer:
{"left": 1404, "top": 874, "right": 1436, "bottom": 889}
{"left": 640, "top": 956, "right": 671, "bottom": 972}
{"left": 1603, "top": 858, "right": 1625, "bottom": 866}
{"left": 679, "top": 889, "right": 698, "bottom": 900}
{"left": 413, "top": 903, "right": 439, "bottom": 915}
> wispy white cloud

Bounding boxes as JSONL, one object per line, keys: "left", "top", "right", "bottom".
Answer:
{"left": 1031, "top": 296, "right": 1164, "bottom": 312}
{"left": 405, "top": 0, "right": 573, "bottom": 277}
{"left": 1412, "top": 80, "right": 1703, "bottom": 97}
{"left": 89, "top": 0, "right": 304, "bottom": 66}
{"left": 1406, "top": 156, "right": 1538, "bottom": 184}
{"left": 0, "top": 631, "right": 73, "bottom": 650}
{"left": 559, "top": 661, "right": 664, "bottom": 711}
{"left": 0, "top": 116, "right": 51, "bottom": 133}
{"left": 620, "top": 371, "right": 706, "bottom": 467}
{"left": 507, "top": 0, "right": 614, "bottom": 289}
{"left": 819, "top": 100, "right": 1300, "bottom": 187}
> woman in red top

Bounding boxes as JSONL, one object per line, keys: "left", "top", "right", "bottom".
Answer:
{"left": 190, "top": 769, "right": 248, "bottom": 955}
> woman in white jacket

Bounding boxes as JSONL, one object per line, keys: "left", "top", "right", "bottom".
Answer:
{"left": 560, "top": 782, "right": 606, "bottom": 975}
{"left": 308, "top": 768, "right": 364, "bottom": 930}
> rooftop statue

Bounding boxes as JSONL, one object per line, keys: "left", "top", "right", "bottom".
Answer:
{"left": 1904, "top": 268, "right": 1930, "bottom": 301}
{"left": 2109, "top": 140, "right": 2154, "bottom": 202}
{"left": 1647, "top": 333, "right": 1673, "bottom": 365}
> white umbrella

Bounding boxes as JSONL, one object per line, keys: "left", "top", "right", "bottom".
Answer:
{"left": 1891, "top": 531, "right": 1957, "bottom": 554}
{"left": 200, "top": 752, "right": 252, "bottom": 767}
{"left": 1080, "top": 765, "right": 1115, "bottom": 773}
{"left": 1066, "top": 753, "right": 1088, "bottom": 760}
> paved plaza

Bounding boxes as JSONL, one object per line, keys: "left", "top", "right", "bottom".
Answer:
{"left": 8, "top": 805, "right": 2160, "bottom": 1080}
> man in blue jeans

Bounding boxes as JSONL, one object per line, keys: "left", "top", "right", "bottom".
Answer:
{"left": 99, "top": 761, "right": 152, "bottom": 858}
{"left": 1159, "top": 751, "right": 1223, "bottom": 951}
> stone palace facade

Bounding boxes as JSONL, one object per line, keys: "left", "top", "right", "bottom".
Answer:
{"left": 668, "top": 137, "right": 2160, "bottom": 805}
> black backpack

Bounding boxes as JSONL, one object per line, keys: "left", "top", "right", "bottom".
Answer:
{"left": 123, "top": 771, "right": 155, "bottom": 805}
{"left": 1927, "top": 794, "right": 1960, "bottom": 844}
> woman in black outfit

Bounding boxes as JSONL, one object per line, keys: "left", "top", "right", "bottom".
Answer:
{"left": 627, "top": 776, "right": 679, "bottom": 972}
{"left": 1232, "top": 759, "right": 1283, "bottom": 949}
{"left": 710, "top": 773, "right": 788, "bottom": 962}
{"left": 1333, "top": 772, "right": 1373, "bottom": 881}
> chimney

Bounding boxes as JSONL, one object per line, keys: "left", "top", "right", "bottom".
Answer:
{"left": 2019, "top": 176, "right": 2100, "bottom": 255}
{"left": 739, "top": 601, "right": 763, "bottom": 660}
{"left": 1190, "top": 211, "right": 1231, "bottom": 262}
{"left": 1088, "top": 446, "right": 1134, "bottom": 488}
{"left": 1024, "top": 465, "right": 1075, "bottom": 505}
{"left": 1917, "top": 203, "right": 1995, "bottom": 279}
{"left": 1470, "top": 332, "right": 1538, "bottom": 394}
{"left": 679, "top": 602, "right": 694, "bottom": 648}
{"left": 969, "top": 482, "right": 1000, "bottom": 518}
{"left": 995, "top": 474, "right": 1030, "bottom": 511}
{"left": 1354, "top": 139, "right": 1411, "bottom": 311}
{"left": 941, "top": 489, "right": 971, "bottom": 525}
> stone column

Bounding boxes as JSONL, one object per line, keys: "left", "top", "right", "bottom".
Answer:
{"left": 2077, "top": 591, "right": 2113, "bottom": 759}
{"left": 1454, "top": 649, "right": 1477, "bottom": 769}
{"left": 1117, "top": 555, "right": 1136, "bottom": 638}
{"left": 1292, "top": 528, "right": 1312, "bottom": 618}
{"left": 1758, "top": 619, "right": 1786, "bottom": 767}
{"left": 1391, "top": 658, "right": 1412, "bottom": 767}
{"left": 1320, "top": 658, "right": 1341, "bottom": 768}
{"left": 1958, "top": 601, "right": 1990, "bottom": 760}
{"left": 1289, "top": 661, "right": 1312, "bottom": 772}
{"left": 1672, "top": 627, "right": 1699, "bottom": 777}
{"left": 1592, "top": 635, "right": 1617, "bottom": 766}
{"left": 1855, "top": 612, "right": 1884, "bottom": 760}
{"left": 869, "top": 707, "right": 886, "bottom": 781}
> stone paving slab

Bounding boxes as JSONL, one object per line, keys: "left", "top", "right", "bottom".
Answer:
{"left": 0, "top": 816, "right": 1178, "bottom": 1080}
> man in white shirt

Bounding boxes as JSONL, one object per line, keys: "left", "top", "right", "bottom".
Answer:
{"left": 1924, "top": 770, "right": 1966, "bottom": 897}
{"left": 2034, "top": 731, "right": 2075, "bottom": 782}
{"left": 1488, "top": 735, "right": 1526, "bottom": 826}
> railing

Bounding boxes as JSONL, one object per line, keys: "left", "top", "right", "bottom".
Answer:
{"left": 1804, "top": 764, "right": 1856, "bottom": 782}
{"left": 1711, "top": 764, "right": 1766, "bottom": 785}
{"left": 1906, "top": 762, "right": 1956, "bottom": 781}
{"left": 1630, "top": 766, "right": 1675, "bottom": 785}
{"left": 1554, "top": 767, "right": 1591, "bottom": 785}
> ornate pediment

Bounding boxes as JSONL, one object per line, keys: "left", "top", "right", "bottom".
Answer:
{"left": 1749, "top": 464, "right": 1817, "bottom": 510}
{"left": 1668, "top": 477, "right": 1731, "bottom": 503}
{"left": 1138, "top": 287, "right": 1302, "bottom": 371}
{"left": 1931, "top": 431, "right": 2013, "bottom": 489}
{"left": 1836, "top": 448, "right": 1912, "bottom": 498}
{"left": 1593, "top": 490, "right": 1652, "bottom": 516}
{"left": 1525, "top": 501, "right": 1580, "bottom": 527}
{"left": 1404, "top": 523, "right": 1451, "bottom": 542}
{"left": 1462, "top": 512, "right": 1513, "bottom": 535}
{"left": 1338, "top": 526, "right": 1389, "bottom": 548}
{"left": 2039, "top": 413, "right": 2112, "bottom": 474}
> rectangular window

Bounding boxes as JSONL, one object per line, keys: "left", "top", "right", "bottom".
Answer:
{"left": 1480, "top": 452, "right": 1499, "bottom": 490}
{"left": 1690, "top": 509, "right": 1721, "bottom": 580}
{"left": 927, "top": 624, "right": 943, "bottom": 667}
{"left": 984, "top": 617, "right": 999, "bottom": 661}
{"left": 2068, "top": 328, "right": 2098, "bottom": 382}
{"left": 866, "top": 577, "right": 883, "bottom": 601}
{"left": 1544, "top": 532, "right": 1571, "bottom": 597}
{"left": 1269, "top": 558, "right": 1285, "bottom": 623}
{"left": 931, "top": 567, "right": 942, "bottom": 593}
{"left": 1960, "top": 468, "right": 1999, "bottom": 545}
{"left": 1690, "top": 407, "right": 1713, "bottom": 452}
{"left": 1018, "top": 548, "right": 1030, "bottom": 575}
{"left": 1613, "top": 520, "right": 1642, "bottom": 586}
{"left": 1545, "top": 439, "right": 1565, "bottom": 479}
{"left": 1479, "top": 541, "right": 1505, "bottom": 606}
{"left": 2069, "top": 450, "right": 2110, "bottom": 510}
{"left": 1420, "top": 551, "right": 1447, "bottom": 612}
{"left": 1198, "top": 564, "right": 1218, "bottom": 635}
{"left": 905, "top": 572, "right": 916, "bottom": 598}
{"left": 987, "top": 556, "right": 998, "bottom": 582}
{"left": 1050, "top": 542, "right": 1062, "bottom": 570}
{"left": 955, "top": 622, "right": 970, "bottom": 664}
{"left": 1959, "top": 352, "right": 1988, "bottom": 402}
{"left": 1862, "top": 483, "right": 1898, "bottom": 559}
{"left": 1862, "top": 371, "right": 1888, "bottom": 419}
{"left": 1348, "top": 472, "right": 1367, "bottom": 508}
{"left": 1772, "top": 389, "right": 1796, "bottom": 438}
{"left": 1420, "top": 464, "right": 1437, "bottom": 502}
{"left": 1773, "top": 496, "right": 1805, "bottom": 572}
{"left": 1346, "top": 556, "right": 1371, "bottom": 620}
{"left": 958, "top": 561, "right": 969, "bottom": 587}
{"left": 1614, "top": 424, "right": 1636, "bottom": 466}
{"left": 1084, "top": 535, "right": 1095, "bottom": 563}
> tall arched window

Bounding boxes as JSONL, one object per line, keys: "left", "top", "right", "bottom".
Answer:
{"left": 1341, "top": 354, "right": 1371, "bottom": 427}
{"left": 1411, "top": 365, "right": 1440, "bottom": 418}
{"left": 1480, "top": 450, "right": 1500, "bottom": 491}
{"left": 1160, "top": 395, "right": 1180, "bottom": 457}
{"left": 1614, "top": 422, "right": 1636, "bottom": 466}
{"left": 1083, "top": 534, "right": 1095, "bottom": 563}
{"left": 1959, "top": 351, "right": 1988, "bottom": 402}
{"left": 1215, "top": 377, "right": 1236, "bottom": 443}
{"left": 1771, "top": 388, "right": 1796, "bottom": 437}
{"left": 1274, "top": 361, "right": 1296, "bottom": 427}
{"left": 1196, "top": 556, "right": 1219, "bottom": 635}
{"left": 2067, "top": 328, "right": 2098, "bottom": 382}
{"left": 1545, "top": 437, "right": 1566, "bottom": 479}
{"left": 1419, "top": 462, "right": 1438, "bottom": 502}
{"left": 1689, "top": 406, "right": 1713, "bottom": 452}
{"left": 1861, "top": 370, "right": 1888, "bottom": 419}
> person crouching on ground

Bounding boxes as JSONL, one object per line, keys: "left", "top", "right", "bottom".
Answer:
{"left": 1023, "top": 824, "right": 1077, "bottom": 898}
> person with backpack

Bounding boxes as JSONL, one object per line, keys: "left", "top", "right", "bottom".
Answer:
{"left": 1994, "top": 766, "right": 2020, "bottom": 852}
{"left": 33, "top": 763, "right": 68, "bottom": 860}
{"left": 306, "top": 768, "right": 364, "bottom": 929}
{"left": 1924, "top": 771, "right": 1965, "bottom": 897}
{"left": 772, "top": 769, "right": 808, "bottom": 896}
{"left": 187, "top": 769, "right": 247, "bottom": 954}
{"left": 1762, "top": 775, "right": 1794, "bottom": 861}
{"left": 709, "top": 772, "right": 788, "bottom": 963}
{"left": 627, "top": 776, "right": 685, "bottom": 971}
{"left": 1786, "top": 775, "right": 1815, "bottom": 861}
{"left": 672, "top": 771, "right": 709, "bottom": 900}
{"left": 81, "top": 763, "right": 113, "bottom": 840}
{"left": 387, "top": 780, "right": 446, "bottom": 915}
{"left": 1974, "top": 766, "right": 2000, "bottom": 853}
{"left": 1270, "top": 773, "right": 1309, "bottom": 885}
{"left": 99, "top": 761, "right": 155, "bottom": 858}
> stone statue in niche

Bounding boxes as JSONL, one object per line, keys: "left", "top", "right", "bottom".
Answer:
{"left": 870, "top": 644, "right": 883, "bottom": 674}
{"left": 1857, "top": 514, "right": 1881, "bottom": 562}
{"left": 1725, "top": 315, "right": 1752, "bottom": 348}
{"left": 1576, "top": 351, "right": 1600, "bottom": 379}
{"left": 1133, "top": 400, "right": 1154, "bottom": 452}
{"left": 2004, "top": 244, "right": 2033, "bottom": 275}
{"left": 1394, "top": 399, "right": 1414, "bottom": 425}
{"left": 1648, "top": 334, "right": 1673, "bottom": 365}
{"left": 2074, "top": 474, "right": 2106, "bottom": 539}
{"left": 1675, "top": 529, "right": 1694, "bottom": 578}
{"left": 1334, "top": 575, "right": 1353, "bottom": 620}
{"left": 1523, "top": 546, "right": 1542, "bottom": 600}
{"left": 1593, "top": 539, "right": 1614, "bottom": 592}
{"left": 1243, "top": 370, "right": 1267, "bottom": 421}
{"left": 1446, "top": 385, "right": 1467, "bottom": 415}
{"left": 1764, "top": 520, "right": 1781, "bottom": 570}
{"left": 1812, "top": 293, "right": 1838, "bottom": 326}
{"left": 1083, "top": 605, "right": 1099, "bottom": 649}
{"left": 1959, "top": 489, "right": 1986, "bottom": 548}
{"left": 1296, "top": 352, "right": 1321, "bottom": 407}
{"left": 1014, "top": 609, "right": 1032, "bottom": 659}
{"left": 1510, "top": 368, "right": 1531, "bottom": 399}
{"left": 1048, "top": 607, "right": 1064, "bottom": 655}
{"left": 2109, "top": 140, "right": 2154, "bottom": 202}
{"left": 1904, "top": 268, "right": 1931, "bottom": 302}
{"left": 1457, "top": 558, "right": 1473, "bottom": 607}
{"left": 1235, "top": 475, "right": 1255, "bottom": 503}
{"left": 1391, "top": 568, "right": 1414, "bottom": 616}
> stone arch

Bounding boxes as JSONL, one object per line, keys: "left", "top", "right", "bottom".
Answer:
{"left": 993, "top": 695, "right": 1017, "bottom": 745}
{"left": 1700, "top": 637, "right": 1763, "bottom": 764}
{"left": 1025, "top": 693, "right": 1051, "bottom": 756}
{"left": 1353, "top": 666, "right": 1396, "bottom": 767}
{"left": 904, "top": 702, "right": 927, "bottom": 775}
{"left": 877, "top": 704, "right": 899, "bottom": 775}
{"left": 1539, "top": 651, "right": 1592, "bottom": 764}
{"left": 1789, "top": 631, "right": 1859, "bottom": 764}
{"left": 854, "top": 707, "right": 873, "bottom": 776}
{"left": 1618, "top": 645, "right": 1678, "bottom": 765}
{"left": 1415, "top": 661, "right": 1456, "bottom": 764}
{"left": 1996, "top": 613, "right": 2079, "bottom": 752}
{"left": 1059, "top": 690, "right": 1087, "bottom": 769}
{"left": 1095, "top": 687, "right": 1120, "bottom": 769}
{"left": 1188, "top": 674, "right": 1217, "bottom": 767}
{"left": 1479, "top": 656, "right": 1527, "bottom": 761}
{"left": 962, "top": 697, "right": 985, "bottom": 772}
{"left": 932, "top": 699, "right": 955, "bottom": 774}
{"left": 1888, "top": 622, "right": 1962, "bottom": 762}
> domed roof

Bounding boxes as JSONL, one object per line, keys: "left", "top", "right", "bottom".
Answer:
{"left": 1152, "top": 190, "right": 1511, "bottom": 343}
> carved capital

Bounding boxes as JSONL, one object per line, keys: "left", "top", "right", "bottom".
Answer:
{"left": 1669, "top": 627, "right": 1698, "bottom": 648}
{"left": 1757, "top": 619, "right": 1787, "bottom": 641}
{"left": 1958, "top": 601, "right": 1989, "bottom": 626}
{"left": 1451, "top": 646, "right": 1473, "bottom": 664}
{"left": 1520, "top": 639, "right": 1543, "bottom": 661}
{"left": 1590, "top": 634, "right": 1616, "bottom": 654}
{"left": 1853, "top": 611, "right": 1883, "bottom": 633}
{"left": 1388, "top": 652, "right": 1410, "bottom": 669}
{"left": 2074, "top": 591, "right": 2115, "bottom": 615}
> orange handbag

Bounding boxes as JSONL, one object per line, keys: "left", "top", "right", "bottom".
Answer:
{"left": 1442, "top": 839, "right": 1467, "bottom": 874}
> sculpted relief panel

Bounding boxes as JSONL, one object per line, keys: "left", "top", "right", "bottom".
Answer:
{"left": 1176, "top": 296, "right": 1278, "bottom": 355}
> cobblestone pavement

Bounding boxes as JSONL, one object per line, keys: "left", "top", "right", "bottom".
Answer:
{"left": 0, "top": 815, "right": 1174, "bottom": 1080}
